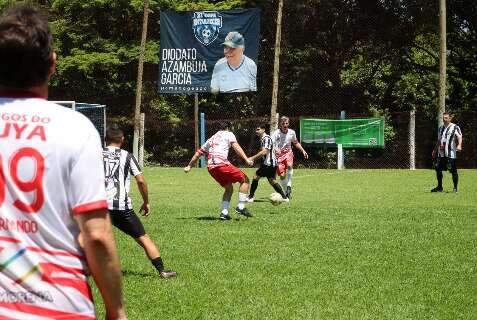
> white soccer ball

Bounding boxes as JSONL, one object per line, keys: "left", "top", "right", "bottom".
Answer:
{"left": 269, "top": 192, "right": 283, "bottom": 206}
{"left": 202, "top": 28, "right": 211, "bottom": 39}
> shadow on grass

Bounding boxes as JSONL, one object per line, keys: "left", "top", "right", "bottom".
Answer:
{"left": 122, "top": 269, "right": 155, "bottom": 278}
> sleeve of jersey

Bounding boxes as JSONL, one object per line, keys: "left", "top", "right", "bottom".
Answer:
{"left": 264, "top": 137, "right": 272, "bottom": 150}
{"left": 130, "top": 154, "right": 142, "bottom": 176}
{"left": 198, "top": 139, "right": 210, "bottom": 155}
{"left": 70, "top": 128, "right": 108, "bottom": 215}
{"left": 228, "top": 132, "right": 237, "bottom": 144}
{"left": 291, "top": 130, "right": 299, "bottom": 143}
{"left": 455, "top": 126, "right": 463, "bottom": 137}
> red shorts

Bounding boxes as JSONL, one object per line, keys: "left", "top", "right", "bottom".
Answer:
{"left": 208, "top": 164, "right": 246, "bottom": 187}
{"left": 276, "top": 151, "right": 294, "bottom": 176}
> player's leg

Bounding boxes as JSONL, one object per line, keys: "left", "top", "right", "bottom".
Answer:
{"left": 236, "top": 174, "right": 252, "bottom": 217}
{"left": 431, "top": 157, "right": 445, "bottom": 192}
{"left": 277, "top": 160, "right": 287, "bottom": 191}
{"left": 449, "top": 159, "right": 458, "bottom": 192}
{"left": 248, "top": 173, "right": 261, "bottom": 202}
{"left": 284, "top": 152, "right": 295, "bottom": 198}
{"left": 267, "top": 177, "right": 288, "bottom": 200}
{"left": 110, "top": 209, "right": 176, "bottom": 278}
{"left": 220, "top": 184, "right": 234, "bottom": 220}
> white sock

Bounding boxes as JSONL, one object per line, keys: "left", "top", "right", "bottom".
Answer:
{"left": 221, "top": 201, "right": 230, "bottom": 215}
{"left": 237, "top": 193, "right": 247, "bottom": 210}
{"left": 287, "top": 168, "right": 293, "bottom": 187}
{"left": 280, "top": 178, "right": 287, "bottom": 191}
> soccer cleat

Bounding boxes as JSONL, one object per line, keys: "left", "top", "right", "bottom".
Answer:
{"left": 219, "top": 213, "right": 232, "bottom": 220}
{"left": 286, "top": 186, "right": 292, "bottom": 199}
{"left": 282, "top": 197, "right": 290, "bottom": 203}
{"left": 453, "top": 187, "right": 458, "bottom": 193}
{"left": 431, "top": 187, "right": 443, "bottom": 193}
{"left": 159, "top": 269, "right": 177, "bottom": 279}
{"left": 246, "top": 197, "right": 254, "bottom": 203}
{"left": 235, "top": 207, "right": 253, "bottom": 218}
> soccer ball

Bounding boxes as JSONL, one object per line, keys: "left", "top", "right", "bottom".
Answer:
{"left": 202, "top": 27, "right": 211, "bottom": 39}
{"left": 269, "top": 192, "right": 283, "bottom": 206}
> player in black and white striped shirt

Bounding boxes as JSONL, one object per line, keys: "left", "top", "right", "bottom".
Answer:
{"left": 247, "top": 124, "right": 288, "bottom": 202}
{"left": 103, "top": 125, "right": 176, "bottom": 278}
{"left": 431, "top": 112, "right": 463, "bottom": 193}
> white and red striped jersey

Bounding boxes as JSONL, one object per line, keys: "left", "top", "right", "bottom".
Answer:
{"left": 198, "top": 130, "right": 237, "bottom": 169}
{"left": 0, "top": 93, "right": 107, "bottom": 319}
{"left": 271, "top": 128, "right": 298, "bottom": 156}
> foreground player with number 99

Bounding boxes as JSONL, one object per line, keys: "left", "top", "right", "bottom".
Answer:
{"left": 0, "top": 4, "right": 126, "bottom": 320}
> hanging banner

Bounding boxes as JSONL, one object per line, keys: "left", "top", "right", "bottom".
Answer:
{"left": 158, "top": 9, "right": 260, "bottom": 94}
{"left": 300, "top": 118, "right": 385, "bottom": 148}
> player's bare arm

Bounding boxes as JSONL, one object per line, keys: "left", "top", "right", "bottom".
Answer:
{"left": 457, "top": 135, "right": 463, "bottom": 151}
{"left": 248, "top": 147, "right": 267, "bottom": 162}
{"left": 232, "top": 142, "right": 253, "bottom": 166}
{"left": 135, "top": 173, "right": 150, "bottom": 216}
{"left": 75, "top": 210, "right": 127, "bottom": 320}
{"left": 294, "top": 141, "right": 309, "bottom": 159}
{"left": 184, "top": 151, "right": 201, "bottom": 172}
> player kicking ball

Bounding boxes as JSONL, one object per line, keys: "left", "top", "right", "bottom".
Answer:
{"left": 247, "top": 124, "right": 289, "bottom": 203}
{"left": 184, "top": 121, "right": 254, "bottom": 220}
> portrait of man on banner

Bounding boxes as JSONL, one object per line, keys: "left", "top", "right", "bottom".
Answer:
{"left": 158, "top": 9, "right": 260, "bottom": 94}
{"left": 210, "top": 31, "right": 257, "bottom": 93}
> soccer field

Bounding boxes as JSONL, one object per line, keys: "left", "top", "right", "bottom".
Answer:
{"left": 91, "top": 168, "right": 477, "bottom": 320}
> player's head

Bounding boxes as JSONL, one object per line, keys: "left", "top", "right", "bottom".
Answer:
{"left": 255, "top": 124, "right": 267, "bottom": 137}
{"left": 105, "top": 124, "right": 125, "bottom": 146}
{"left": 218, "top": 121, "right": 232, "bottom": 131}
{"left": 279, "top": 116, "right": 290, "bottom": 131}
{"left": 222, "top": 31, "right": 244, "bottom": 60}
{"left": 0, "top": 4, "right": 56, "bottom": 89}
{"left": 442, "top": 112, "right": 452, "bottom": 124}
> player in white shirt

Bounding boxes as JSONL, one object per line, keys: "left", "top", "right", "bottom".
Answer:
{"left": 431, "top": 112, "right": 463, "bottom": 193}
{"left": 271, "top": 116, "right": 309, "bottom": 199}
{"left": 103, "top": 125, "right": 176, "bottom": 278}
{"left": 184, "top": 121, "right": 254, "bottom": 220}
{"left": 0, "top": 5, "right": 126, "bottom": 320}
{"left": 210, "top": 31, "right": 257, "bottom": 93}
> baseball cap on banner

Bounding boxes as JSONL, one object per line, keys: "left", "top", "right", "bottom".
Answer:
{"left": 222, "top": 31, "right": 245, "bottom": 48}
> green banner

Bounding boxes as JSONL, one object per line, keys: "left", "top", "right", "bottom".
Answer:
{"left": 300, "top": 118, "right": 385, "bottom": 148}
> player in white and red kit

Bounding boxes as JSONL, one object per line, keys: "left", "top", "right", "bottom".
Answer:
{"left": 271, "top": 116, "right": 308, "bottom": 199}
{"left": 0, "top": 5, "right": 126, "bottom": 320}
{"left": 184, "top": 121, "right": 253, "bottom": 220}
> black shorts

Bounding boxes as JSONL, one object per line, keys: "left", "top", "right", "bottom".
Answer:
{"left": 435, "top": 157, "right": 457, "bottom": 173}
{"left": 256, "top": 165, "right": 277, "bottom": 179}
{"left": 109, "top": 209, "right": 146, "bottom": 239}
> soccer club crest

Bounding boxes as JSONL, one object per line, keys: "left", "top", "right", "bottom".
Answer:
{"left": 192, "top": 11, "right": 222, "bottom": 46}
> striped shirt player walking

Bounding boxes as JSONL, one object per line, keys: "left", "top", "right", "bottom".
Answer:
{"left": 103, "top": 125, "right": 176, "bottom": 278}
{"left": 247, "top": 124, "right": 289, "bottom": 203}
{"left": 431, "top": 112, "right": 463, "bottom": 193}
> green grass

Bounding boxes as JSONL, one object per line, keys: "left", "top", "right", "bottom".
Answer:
{"left": 91, "top": 168, "right": 477, "bottom": 320}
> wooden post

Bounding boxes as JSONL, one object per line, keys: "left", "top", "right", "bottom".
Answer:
{"left": 438, "top": 0, "right": 446, "bottom": 128}
{"left": 194, "top": 93, "right": 199, "bottom": 167}
{"left": 139, "top": 113, "right": 145, "bottom": 167}
{"left": 133, "top": 0, "right": 150, "bottom": 159}
{"left": 270, "top": 0, "right": 283, "bottom": 130}
{"left": 409, "top": 109, "right": 416, "bottom": 170}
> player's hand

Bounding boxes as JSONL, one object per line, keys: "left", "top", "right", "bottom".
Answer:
{"left": 139, "top": 203, "right": 150, "bottom": 217}
{"left": 247, "top": 159, "right": 253, "bottom": 166}
{"left": 303, "top": 150, "right": 309, "bottom": 159}
{"left": 457, "top": 145, "right": 462, "bottom": 152}
{"left": 431, "top": 149, "right": 436, "bottom": 158}
{"left": 184, "top": 165, "right": 191, "bottom": 173}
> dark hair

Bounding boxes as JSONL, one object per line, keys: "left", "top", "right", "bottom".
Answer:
{"left": 105, "top": 124, "right": 124, "bottom": 144}
{"left": 256, "top": 123, "right": 267, "bottom": 130}
{"left": 0, "top": 4, "right": 53, "bottom": 88}
{"left": 443, "top": 112, "right": 452, "bottom": 117}
{"left": 218, "top": 121, "right": 231, "bottom": 131}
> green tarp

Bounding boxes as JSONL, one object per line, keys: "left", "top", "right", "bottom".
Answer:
{"left": 300, "top": 118, "right": 385, "bottom": 148}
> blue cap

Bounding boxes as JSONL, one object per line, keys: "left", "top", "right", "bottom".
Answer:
{"left": 222, "top": 31, "right": 245, "bottom": 48}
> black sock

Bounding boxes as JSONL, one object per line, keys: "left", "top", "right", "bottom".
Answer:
{"left": 436, "top": 170, "right": 443, "bottom": 188}
{"left": 452, "top": 171, "right": 458, "bottom": 189}
{"left": 151, "top": 257, "right": 164, "bottom": 272}
{"left": 249, "top": 179, "right": 259, "bottom": 198}
{"left": 272, "top": 182, "right": 287, "bottom": 199}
